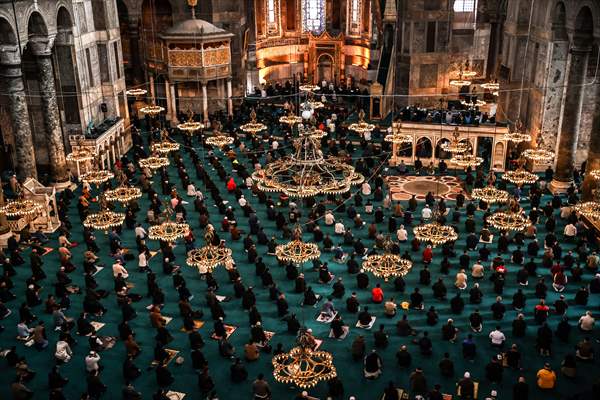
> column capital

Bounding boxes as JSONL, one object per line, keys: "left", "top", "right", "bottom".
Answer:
{"left": 28, "top": 36, "right": 55, "bottom": 57}
{"left": 0, "top": 44, "right": 22, "bottom": 67}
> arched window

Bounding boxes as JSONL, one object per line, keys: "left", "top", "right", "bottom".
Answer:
{"left": 302, "top": 0, "right": 324, "bottom": 34}
{"left": 266, "top": 0, "right": 280, "bottom": 35}
{"left": 348, "top": 0, "right": 361, "bottom": 35}
{"left": 453, "top": 0, "right": 476, "bottom": 12}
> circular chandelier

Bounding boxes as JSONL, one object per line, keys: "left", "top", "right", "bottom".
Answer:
{"left": 502, "top": 169, "right": 539, "bottom": 185}
{"left": 441, "top": 128, "right": 470, "bottom": 154}
{"left": 450, "top": 154, "right": 484, "bottom": 168}
{"left": 186, "top": 225, "right": 233, "bottom": 272}
{"left": 362, "top": 238, "right": 412, "bottom": 282}
{"left": 385, "top": 132, "right": 412, "bottom": 144}
{"left": 0, "top": 199, "right": 43, "bottom": 217}
{"left": 205, "top": 132, "right": 234, "bottom": 148}
{"left": 148, "top": 221, "right": 189, "bottom": 242}
{"left": 522, "top": 147, "right": 555, "bottom": 163}
{"left": 66, "top": 148, "right": 96, "bottom": 162}
{"left": 487, "top": 211, "right": 531, "bottom": 232}
{"left": 272, "top": 331, "right": 336, "bottom": 389}
{"left": 240, "top": 109, "right": 267, "bottom": 134}
{"left": 348, "top": 109, "right": 375, "bottom": 135}
{"left": 139, "top": 156, "right": 169, "bottom": 171}
{"left": 104, "top": 186, "right": 142, "bottom": 203}
{"left": 80, "top": 170, "right": 114, "bottom": 185}
{"left": 573, "top": 201, "right": 600, "bottom": 219}
{"left": 125, "top": 88, "right": 147, "bottom": 97}
{"left": 275, "top": 227, "right": 321, "bottom": 264}
{"left": 471, "top": 186, "right": 510, "bottom": 204}
{"left": 300, "top": 98, "right": 325, "bottom": 110}
{"left": 177, "top": 114, "right": 204, "bottom": 133}
{"left": 590, "top": 169, "right": 600, "bottom": 181}
{"left": 414, "top": 222, "right": 458, "bottom": 246}
{"left": 151, "top": 140, "right": 180, "bottom": 154}
{"left": 481, "top": 81, "right": 500, "bottom": 91}
{"left": 139, "top": 104, "right": 164, "bottom": 116}
{"left": 503, "top": 120, "right": 532, "bottom": 143}
{"left": 384, "top": 122, "right": 412, "bottom": 144}
{"left": 299, "top": 84, "right": 320, "bottom": 92}
{"left": 83, "top": 210, "right": 125, "bottom": 231}
{"left": 280, "top": 112, "right": 303, "bottom": 126}
{"left": 504, "top": 131, "right": 532, "bottom": 143}
{"left": 460, "top": 99, "right": 486, "bottom": 108}
{"left": 252, "top": 127, "right": 364, "bottom": 197}
{"left": 449, "top": 62, "right": 475, "bottom": 86}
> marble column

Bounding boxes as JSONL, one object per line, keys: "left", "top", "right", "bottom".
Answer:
{"left": 164, "top": 79, "right": 172, "bottom": 121}
{"left": 30, "top": 37, "right": 69, "bottom": 183}
{"left": 227, "top": 78, "right": 233, "bottom": 116}
{"left": 170, "top": 84, "right": 177, "bottom": 121}
{"left": 202, "top": 83, "right": 209, "bottom": 122}
{"left": 0, "top": 45, "right": 37, "bottom": 180}
{"left": 550, "top": 46, "right": 590, "bottom": 192}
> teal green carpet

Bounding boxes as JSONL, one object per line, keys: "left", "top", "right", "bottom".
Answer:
{"left": 1, "top": 123, "right": 599, "bottom": 400}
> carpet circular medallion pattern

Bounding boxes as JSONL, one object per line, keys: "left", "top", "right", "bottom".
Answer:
{"left": 386, "top": 175, "right": 464, "bottom": 201}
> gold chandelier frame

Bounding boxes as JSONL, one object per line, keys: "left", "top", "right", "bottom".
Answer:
{"left": 348, "top": 109, "right": 375, "bottom": 134}
{"left": 139, "top": 156, "right": 170, "bottom": 171}
{"left": 125, "top": 88, "right": 148, "bottom": 97}
{"left": 272, "top": 332, "right": 336, "bottom": 389}
{"left": 186, "top": 225, "right": 233, "bottom": 272}
{"left": 104, "top": 186, "right": 142, "bottom": 203}
{"left": 275, "top": 226, "right": 321, "bottom": 264}
{"left": 80, "top": 170, "right": 114, "bottom": 185}
{"left": 252, "top": 128, "right": 364, "bottom": 197}
{"left": 240, "top": 109, "right": 267, "bottom": 134}
{"left": 0, "top": 199, "right": 43, "bottom": 217}
{"left": 66, "top": 148, "right": 96, "bottom": 162}
{"left": 413, "top": 222, "right": 458, "bottom": 246}
{"left": 450, "top": 154, "right": 484, "bottom": 168}
{"left": 139, "top": 103, "right": 165, "bottom": 116}
{"left": 487, "top": 211, "right": 531, "bottom": 232}
{"left": 83, "top": 210, "right": 125, "bottom": 231}
{"left": 471, "top": 186, "right": 510, "bottom": 204}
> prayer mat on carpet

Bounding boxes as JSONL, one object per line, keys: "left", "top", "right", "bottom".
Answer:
{"left": 479, "top": 235, "right": 494, "bottom": 243}
{"left": 163, "top": 316, "right": 173, "bottom": 325}
{"left": 99, "top": 336, "right": 117, "bottom": 350}
{"left": 42, "top": 247, "right": 54, "bottom": 256}
{"left": 89, "top": 321, "right": 105, "bottom": 333}
{"left": 166, "top": 391, "right": 186, "bottom": 400}
{"left": 356, "top": 316, "right": 377, "bottom": 329}
{"left": 216, "top": 295, "right": 231, "bottom": 302}
{"left": 92, "top": 266, "right": 104, "bottom": 277}
{"left": 151, "top": 349, "right": 179, "bottom": 367}
{"left": 316, "top": 311, "right": 337, "bottom": 323}
{"left": 180, "top": 320, "right": 204, "bottom": 332}
{"left": 328, "top": 326, "right": 350, "bottom": 340}
{"left": 211, "top": 324, "right": 237, "bottom": 340}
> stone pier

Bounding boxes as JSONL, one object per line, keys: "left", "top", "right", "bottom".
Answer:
{"left": 0, "top": 45, "right": 37, "bottom": 180}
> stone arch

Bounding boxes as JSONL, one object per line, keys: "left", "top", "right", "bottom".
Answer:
{"left": 56, "top": 6, "right": 73, "bottom": 31}
{"left": 552, "top": 2, "right": 568, "bottom": 40}
{"left": 27, "top": 11, "right": 48, "bottom": 38}
{"left": 415, "top": 137, "right": 433, "bottom": 158}
{"left": 574, "top": 6, "right": 594, "bottom": 45}
{"left": 434, "top": 138, "right": 452, "bottom": 159}
{"left": 0, "top": 17, "right": 17, "bottom": 45}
